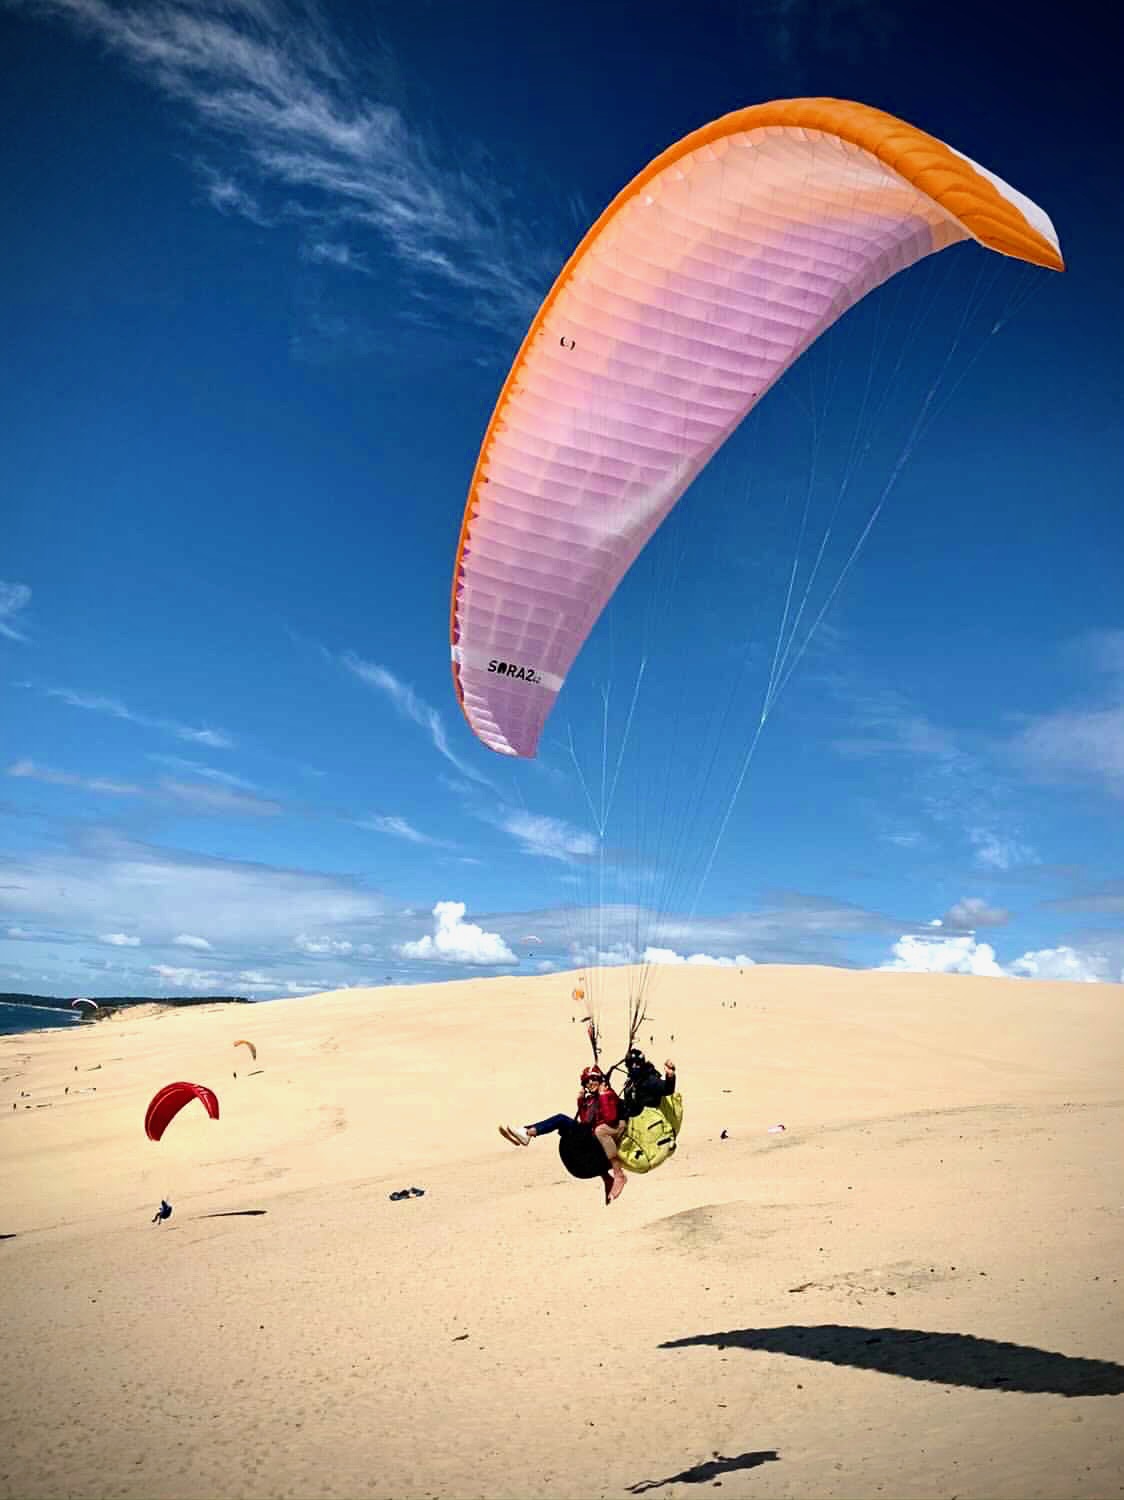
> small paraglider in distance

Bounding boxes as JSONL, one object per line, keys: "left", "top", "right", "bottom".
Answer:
{"left": 233, "top": 1039, "right": 257, "bottom": 1061}
{"left": 522, "top": 935, "right": 543, "bottom": 943}
{"left": 71, "top": 998, "right": 97, "bottom": 1014}
{"left": 144, "top": 1082, "right": 220, "bottom": 1142}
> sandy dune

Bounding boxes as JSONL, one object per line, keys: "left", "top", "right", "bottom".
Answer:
{"left": 1, "top": 964, "right": 1121, "bottom": 1499}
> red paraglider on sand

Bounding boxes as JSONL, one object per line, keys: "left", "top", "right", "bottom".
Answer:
{"left": 144, "top": 1082, "right": 220, "bottom": 1142}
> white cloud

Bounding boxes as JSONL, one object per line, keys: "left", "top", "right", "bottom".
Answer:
{"left": 8, "top": 758, "right": 144, "bottom": 795}
{"left": 942, "top": 897, "right": 1010, "bottom": 929}
{"left": 294, "top": 934, "right": 353, "bottom": 955}
{"left": 159, "top": 779, "right": 282, "bottom": 816}
{"left": 834, "top": 704, "right": 958, "bottom": 760}
{"left": 969, "top": 828, "right": 1037, "bottom": 872}
{"left": 1009, "top": 630, "right": 1124, "bottom": 800}
{"left": 302, "top": 239, "right": 369, "bottom": 273}
{"left": 0, "top": 828, "right": 386, "bottom": 948}
{"left": 881, "top": 933, "right": 1005, "bottom": 977}
{"left": 8, "top": 758, "right": 278, "bottom": 814}
{"left": 100, "top": 932, "right": 141, "bottom": 947}
{"left": 148, "top": 755, "right": 261, "bottom": 791}
{"left": 497, "top": 810, "right": 597, "bottom": 863}
{"left": 20, "top": 0, "right": 550, "bottom": 333}
{"left": 882, "top": 933, "right": 1115, "bottom": 983}
{"left": 5, "top": 926, "right": 34, "bottom": 940}
{"left": 1045, "top": 881, "right": 1124, "bottom": 917}
{"left": 1014, "top": 706, "right": 1124, "bottom": 800}
{"left": 151, "top": 963, "right": 221, "bottom": 993}
{"left": 198, "top": 162, "right": 272, "bottom": 225}
{"left": 149, "top": 962, "right": 320, "bottom": 997}
{"left": 534, "top": 959, "right": 557, "bottom": 972}
{"left": 341, "top": 654, "right": 490, "bottom": 784}
{"left": 35, "top": 685, "right": 235, "bottom": 748}
{"left": 0, "top": 581, "right": 32, "bottom": 641}
{"left": 397, "top": 901, "right": 516, "bottom": 966}
{"left": 359, "top": 814, "right": 443, "bottom": 846}
{"left": 173, "top": 934, "right": 212, "bottom": 950}
{"left": 641, "top": 946, "right": 755, "bottom": 967}
{"left": 1008, "top": 946, "right": 1110, "bottom": 983}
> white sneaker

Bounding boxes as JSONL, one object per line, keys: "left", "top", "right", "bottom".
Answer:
{"left": 498, "top": 1124, "right": 531, "bottom": 1147}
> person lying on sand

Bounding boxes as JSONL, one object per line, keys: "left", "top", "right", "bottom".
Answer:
{"left": 500, "top": 1064, "right": 628, "bottom": 1204}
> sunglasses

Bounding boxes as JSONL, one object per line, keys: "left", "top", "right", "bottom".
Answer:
{"left": 584, "top": 1074, "right": 603, "bottom": 1084}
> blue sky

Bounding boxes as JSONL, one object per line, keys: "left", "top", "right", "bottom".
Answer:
{"left": 3, "top": 0, "right": 1121, "bottom": 1000}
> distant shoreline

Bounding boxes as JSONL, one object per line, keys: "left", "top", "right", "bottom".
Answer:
{"left": 0, "top": 993, "right": 253, "bottom": 1012}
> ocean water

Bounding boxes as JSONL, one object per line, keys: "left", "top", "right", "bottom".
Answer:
{"left": 0, "top": 1004, "right": 83, "bottom": 1038}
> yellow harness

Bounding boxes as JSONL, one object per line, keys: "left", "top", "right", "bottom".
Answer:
{"left": 618, "top": 1092, "right": 684, "bottom": 1174}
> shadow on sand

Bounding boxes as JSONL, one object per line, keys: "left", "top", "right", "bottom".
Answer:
{"left": 198, "top": 1210, "right": 268, "bottom": 1218}
{"left": 627, "top": 1450, "right": 779, "bottom": 1492}
{"left": 661, "top": 1325, "right": 1124, "bottom": 1397}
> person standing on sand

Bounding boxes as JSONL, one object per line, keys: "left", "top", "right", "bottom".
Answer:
{"left": 500, "top": 1065, "right": 628, "bottom": 1204}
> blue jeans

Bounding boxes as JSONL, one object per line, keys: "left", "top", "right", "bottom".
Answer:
{"left": 527, "top": 1113, "right": 577, "bottom": 1137}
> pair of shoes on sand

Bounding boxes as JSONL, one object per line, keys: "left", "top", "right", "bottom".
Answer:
{"left": 499, "top": 1124, "right": 531, "bottom": 1146}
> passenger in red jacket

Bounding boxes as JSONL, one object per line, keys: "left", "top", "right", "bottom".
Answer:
{"left": 500, "top": 1064, "right": 628, "bottom": 1203}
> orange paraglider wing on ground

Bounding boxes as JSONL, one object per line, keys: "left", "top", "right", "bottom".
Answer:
{"left": 144, "top": 1082, "right": 220, "bottom": 1142}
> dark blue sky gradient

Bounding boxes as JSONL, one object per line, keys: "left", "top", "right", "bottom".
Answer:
{"left": 2, "top": 0, "right": 1121, "bottom": 997}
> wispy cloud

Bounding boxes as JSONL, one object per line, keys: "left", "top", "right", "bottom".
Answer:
{"left": 941, "top": 896, "right": 1010, "bottom": 929}
{"left": 99, "top": 931, "right": 140, "bottom": 947}
{"left": 173, "top": 932, "right": 212, "bottom": 950}
{"left": 15, "top": 0, "right": 554, "bottom": 332}
{"left": 1014, "top": 707, "right": 1124, "bottom": 801}
{"left": 1006, "top": 631, "right": 1124, "bottom": 801}
{"left": 301, "top": 239, "right": 369, "bottom": 274}
{"left": 968, "top": 827, "right": 1037, "bottom": 872}
{"left": 397, "top": 900, "right": 516, "bottom": 967}
{"left": 832, "top": 690, "right": 958, "bottom": 761}
{"left": 149, "top": 961, "right": 323, "bottom": 996}
{"left": 0, "top": 826, "right": 386, "bottom": 947}
{"left": 495, "top": 809, "right": 597, "bottom": 864}
{"left": 34, "top": 684, "right": 235, "bottom": 748}
{"left": 197, "top": 160, "right": 273, "bottom": 225}
{"left": 8, "top": 758, "right": 280, "bottom": 815}
{"left": 293, "top": 933, "right": 354, "bottom": 955}
{"left": 0, "top": 581, "right": 32, "bottom": 641}
{"left": 341, "top": 652, "right": 491, "bottom": 785}
{"left": 471, "top": 892, "right": 908, "bottom": 969}
{"left": 148, "top": 754, "right": 260, "bottom": 790}
{"left": 8, "top": 759, "right": 144, "bottom": 796}
{"left": 1044, "top": 879, "right": 1124, "bottom": 917}
{"left": 158, "top": 779, "right": 282, "bottom": 816}
{"left": 831, "top": 676, "right": 1040, "bottom": 874}
{"left": 358, "top": 814, "right": 446, "bottom": 847}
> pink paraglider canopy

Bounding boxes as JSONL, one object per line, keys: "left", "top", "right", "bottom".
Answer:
{"left": 450, "top": 97, "right": 1062, "bottom": 759}
{"left": 144, "top": 1082, "right": 220, "bottom": 1142}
